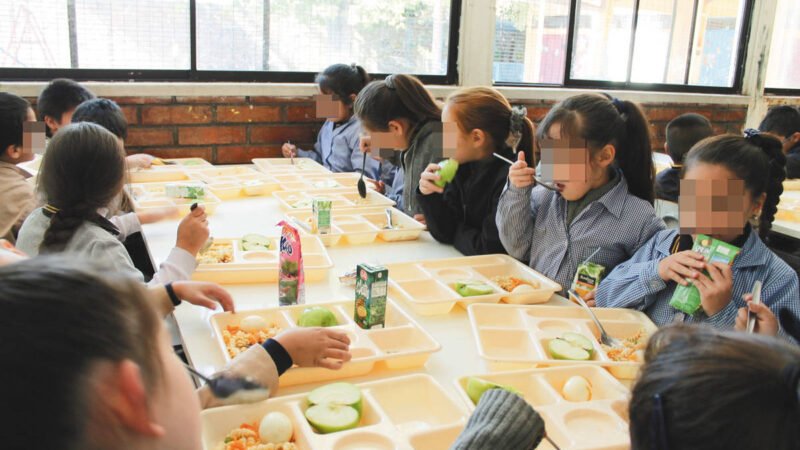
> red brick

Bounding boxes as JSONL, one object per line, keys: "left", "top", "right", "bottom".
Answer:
{"left": 215, "top": 145, "right": 282, "bottom": 164}
{"left": 713, "top": 108, "right": 747, "bottom": 123}
{"left": 126, "top": 147, "right": 213, "bottom": 161}
{"left": 142, "top": 105, "right": 212, "bottom": 125}
{"left": 286, "top": 104, "right": 318, "bottom": 122}
{"left": 178, "top": 126, "right": 246, "bottom": 145}
{"left": 106, "top": 96, "right": 173, "bottom": 105}
{"left": 249, "top": 96, "right": 309, "bottom": 104}
{"left": 643, "top": 107, "right": 682, "bottom": 122}
{"left": 217, "top": 105, "right": 281, "bottom": 123}
{"left": 126, "top": 127, "right": 174, "bottom": 147}
{"left": 120, "top": 106, "right": 138, "bottom": 125}
{"left": 250, "top": 125, "right": 317, "bottom": 144}
{"left": 175, "top": 96, "right": 246, "bottom": 104}
{"left": 525, "top": 106, "right": 551, "bottom": 122}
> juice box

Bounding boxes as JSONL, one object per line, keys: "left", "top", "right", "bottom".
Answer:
{"left": 669, "top": 234, "right": 740, "bottom": 315}
{"left": 354, "top": 263, "right": 388, "bottom": 329}
{"left": 571, "top": 261, "right": 606, "bottom": 299}
{"left": 277, "top": 221, "right": 304, "bottom": 306}
{"left": 164, "top": 182, "right": 205, "bottom": 199}
{"left": 312, "top": 198, "right": 332, "bottom": 235}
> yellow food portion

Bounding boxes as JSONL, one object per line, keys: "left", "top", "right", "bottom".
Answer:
{"left": 219, "top": 422, "right": 297, "bottom": 450}
{"left": 601, "top": 329, "right": 647, "bottom": 362}
{"left": 198, "top": 244, "right": 234, "bottom": 264}
{"left": 492, "top": 276, "right": 540, "bottom": 292}
{"left": 223, "top": 324, "right": 282, "bottom": 358}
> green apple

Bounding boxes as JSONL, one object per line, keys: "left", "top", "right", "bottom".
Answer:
{"left": 305, "top": 403, "right": 360, "bottom": 434}
{"left": 455, "top": 281, "right": 494, "bottom": 297}
{"left": 242, "top": 233, "right": 271, "bottom": 251}
{"left": 434, "top": 159, "right": 459, "bottom": 188}
{"left": 298, "top": 307, "right": 339, "bottom": 327}
{"left": 561, "top": 332, "right": 594, "bottom": 356}
{"left": 548, "top": 338, "right": 591, "bottom": 361}
{"left": 307, "top": 382, "right": 363, "bottom": 416}
{"left": 466, "top": 377, "right": 522, "bottom": 405}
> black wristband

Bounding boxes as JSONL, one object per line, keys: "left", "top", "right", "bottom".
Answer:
{"left": 262, "top": 338, "right": 293, "bottom": 375}
{"left": 164, "top": 283, "right": 181, "bottom": 307}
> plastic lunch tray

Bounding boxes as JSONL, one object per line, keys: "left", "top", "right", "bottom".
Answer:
{"left": 454, "top": 366, "right": 631, "bottom": 450}
{"left": 210, "top": 299, "right": 441, "bottom": 386}
{"left": 274, "top": 188, "right": 396, "bottom": 211}
{"left": 283, "top": 207, "right": 425, "bottom": 246}
{"left": 185, "top": 166, "right": 280, "bottom": 199}
{"left": 129, "top": 157, "right": 213, "bottom": 183}
{"left": 127, "top": 182, "right": 222, "bottom": 216}
{"left": 201, "top": 374, "right": 469, "bottom": 450}
{"left": 272, "top": 172, "right": 368, "bottom": 192}
{"left": 385, "top": 255, "right": 562, "bottom": 316}
{"left": 777, "top": 189, "right": 800, "bottom": 222}
{"left": 253, "top": 157, "right": 332, "bottom": 174}
{"left": 192, "top": 235, "right": 332, "bottom": 284}
{"left": 467, "top": 303, "right": 658, "bottom": 380}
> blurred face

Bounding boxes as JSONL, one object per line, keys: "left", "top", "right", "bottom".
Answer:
{"left": 541, "top": 122, "right": 614, "bottom": 201}
{"left": 360, "top": 121, "right": 409, "bottom": 155}
{"left": 3, "top": 108, "right": 41, "bottom": 164}
{"left": 441, "top": 104, "right": 486, "bottom": 163}
{"left": 680, "top": 162, "right": 762, "bottom": 242}
{"left": 315, "top": 92, "right": 352, "bottom": 123}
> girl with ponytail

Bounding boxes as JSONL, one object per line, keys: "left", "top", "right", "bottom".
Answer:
{"left": 597, "top": 131, "right": 800, "bottom": 341}
{"left": 497, "top": 93, "right": 665, "bottom": 293}
{"left": 418, "top": 87, "right": 532, "bottom": 255}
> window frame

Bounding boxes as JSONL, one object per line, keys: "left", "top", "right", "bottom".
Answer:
{"left": 493, "top": 0, "right": 755, "bottom": 94}
{"left": 0, "top": 0, "right": 462, "bottom": 85}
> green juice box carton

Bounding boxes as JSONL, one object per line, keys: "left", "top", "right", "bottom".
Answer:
{"left": 312, "top": 198, "right": 332, "bottom": 235}
{"left": 571, "top": 262, "right": 606, "bottom": 299}
{"left": 669, "top": 234, "right": 740, "bottom": 315}
{"left": 355, "top": 263, "right": 388, "bottom": 329}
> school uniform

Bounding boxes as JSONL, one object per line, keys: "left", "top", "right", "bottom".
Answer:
{"left": 496, "top": 169, "right": 665, "bottom": 293}
{"left": 397, "top": 120, "right": 445, "bottom": 216}
{"left": 596, "top": 226, "right": 800, "bottom": 341}
{"left": 0, "top": 160, "right": 35, "bottom": 244}
{"left": 296, "top": 115, "right": 378, "bottom": 177}
{"left": 417, "top": 154, "right": 509, "bottom": 256}
{"left": 654, "top": 167, "right": 680, "bottom": 202}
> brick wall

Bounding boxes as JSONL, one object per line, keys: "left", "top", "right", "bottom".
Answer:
{"left": 27, "top": 94, "right": 749, "bottom": 163}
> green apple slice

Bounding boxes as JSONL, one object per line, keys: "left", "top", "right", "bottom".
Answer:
{"left": 561, "top": 332, "right": 594, "bottom": 356}
{"left": 305, "top": 403, "right": 360, "bottom": 434}
{"left": 307, "top": 382, "right": 363, "bottom": 415}
{"left": 242, "top": 233, "right": 271, "bottom": 251}
{"left": 298, "top": 307, "right": 339, "bottom": 327}
{"left": 548, "top": 338, "right": 591, "bottom": 361}
{"left": 465, "top": 377, "right": 521, "bottom": 405}
{"left": 455, "top": 281, "right": 494, "bottom": 297}
{"left": 434, "top": 159, "right": 459, "bottom": 188}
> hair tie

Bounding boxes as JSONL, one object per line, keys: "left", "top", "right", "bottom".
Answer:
{"left": 744, "top": 128, "right": 761, "bottom": 140}
{"left": 611, "top": 97, "right": 628, "bottom": 116}
{"left": 782, "top": 361, "right": 800, "bottom": 403}
{"left": 505, "top": 106, "right": 528, "bottom": 151}
{"left": 384, "top": 75, "right": 396, "bottom": 91}
{"left": 43, "top": 204, "right": 60, "bottom": 215}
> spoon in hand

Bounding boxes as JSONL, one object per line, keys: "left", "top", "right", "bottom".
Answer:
{"left": 493, "top": 153, "right": 559, "bottom": 191}
{"left": 357, "top": 152, "right": 368, "bottom": 198}
{"left": 184, "top": 363, "right": 270, "bottom": 403}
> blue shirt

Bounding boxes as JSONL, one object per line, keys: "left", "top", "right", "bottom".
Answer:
{"left": 596, "top": 228, "right": 800, "bottom": 341}
{"left": 496, "top": 172, "right": 665, "bottom": 293}
{"left": 296, "top": 115, "right": 380, "bottom": 178}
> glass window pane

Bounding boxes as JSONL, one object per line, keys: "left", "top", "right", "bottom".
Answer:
{"left": 571, "top": 0, "right": 635, "bottom": 82}
{"left": 0, "top": 1, "right": 71, "bottom": 68}
{"left": 686, "top": 0, "right": 747, "bottom": 87}
{"left": 493, "top": 0, "right": 570, "bottom": 84}
{"left": 630, "top": 0, "right": 695, "bottom": 84}
{"left": 196, "top": 0, "right": 452, "bottom": 75}
{"left": 766, "top": 0, "right": 800, "bottom": 89}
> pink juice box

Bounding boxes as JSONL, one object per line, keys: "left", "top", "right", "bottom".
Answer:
{"left": 277, "top": 220, "right": 305, "bottom": 306}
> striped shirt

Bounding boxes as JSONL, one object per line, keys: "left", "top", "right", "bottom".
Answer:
{"left": 596, "top": 228, "right": 800, "bottom": 341}
{"left": 496, "top": 171, "right": 665, "bottom": 293}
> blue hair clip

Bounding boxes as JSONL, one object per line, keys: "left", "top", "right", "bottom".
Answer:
{"left": 743, "top": 128, "right": 761, "bottom": 140}
{"left": 611, "top": 97, "right": 628, "bottom": 115}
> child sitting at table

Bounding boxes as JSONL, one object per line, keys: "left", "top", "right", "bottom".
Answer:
{"left": 596, "top": 131, "right": 800, "bottom": 340}
{"left": 0, "top": 256, "right": 353, "bottom": 450}
{"left": 16, "top": 122, "right": 208, "bottom": 285}
{"left": 759, "top": 105, "right": 800, "bottom": 179}
{"left": 354, "top": 74, "right": 444, "bottom": 220}
{"left": 418, "top": 87, "right": 531, "bottom": 255}
{"left": 0, "top": 92, "right": 39, "bottom": 244}
{"left": 655, "top": 113, "right": 713, "bottom": 203}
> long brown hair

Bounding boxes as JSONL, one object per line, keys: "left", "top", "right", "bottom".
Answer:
{"left": 446, "top": 87, "right": 534, "bottom": 164}
{"left": 0, "top": 256, "right": 164, "bottom": 450}
{"left": 630, "top": 325, "right": 800, "bottom": 450}
{"left": 537, "top": 93, "right": 655, "bottom": 203}
{"left": 353, "top": 74, "right": 442, "bottom": 133}
{"left": 38, "top": 122, "right": 127, "bottom": 252}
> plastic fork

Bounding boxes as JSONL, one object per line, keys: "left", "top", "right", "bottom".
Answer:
{"left": 568, "top": 289, "right": 623, "bottom": 347}
{"left": 492, "top": 153, "right": 559, "bottom": 191}
{"left": 383, "top": 208, "right": 394, "bottom": 229}
{"left": 183, "top": 363, "right": 270, "bottom": 403}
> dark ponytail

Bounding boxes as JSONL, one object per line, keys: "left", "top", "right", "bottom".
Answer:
{"left": 38, "top": 122, "right": 126, "bottom": 252}
{"left": 684, "top": 133, "right": 786, "bottom": 241}
{"left": 353, "top": 74, "right": 442, "bottom": 133}
{"left": 315, "top": 63, "right": 371, "bottom": 107}
{"left": 536, "top": 93, "right": 655, "bottom": 204}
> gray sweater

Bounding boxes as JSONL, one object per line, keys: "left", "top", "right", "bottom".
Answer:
{"left": 400, "top": 120, "right": 444, "bottom": 216}
{"left": 452, "top": 389, "right": 544, "bottom": 450}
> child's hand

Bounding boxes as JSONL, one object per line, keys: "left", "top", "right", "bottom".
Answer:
{"left": 414, "top": 214, "right": 427, "bottom": 225}
{"left": 419, "top": 163, "right": 444, "bottom": 195}
{"left": 735, "top": 293, "right": 778, "bottom": 336}
{"left": 582, "top": 289, "right": 597, "bottom": 307}
{"left": 172, "top": 281, "right": 235, "bottom": 312}
{"left": 281, "top": 143, "right": 297, "bottom": 158}
{"left": 695, "top": 262, "right": 734, "bottom": 317}
{"left": 176, "top": 205, "right": 210, "bottom": 256}
{"left": 657, "top": 251, "right": 706, "bottom": 286}
{"left": 126, "top": 153, "right": 155, "bottom": 169}
{"left": 274, "top": 328, "right": 352, "bottom": 370}
{"left": 0, "top": 239, "right": 27, "bottom": 267}
{"left": 137, "top": 206, "right": 180, "bottom": 224}
{"left": 508, "top": 151, "right": 535, "bottom": 189}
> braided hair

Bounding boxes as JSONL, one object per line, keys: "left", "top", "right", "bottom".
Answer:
{"left": 38, "top": 122, "right": 126, "bottom": 252}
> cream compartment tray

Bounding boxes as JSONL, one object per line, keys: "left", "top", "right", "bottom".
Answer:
{"left": 128, "top": 182, "right": 221, "bottom": 216}
{"left": 253, "top": 157, "right": 331, "bottom": 174}
{"left": 272, "top": 172, "right": 368, "bottom": 192}
{"left": 201, "top": 374, "right": 468, "bottom": 450}
{"left": 192, "top": 235, "right": 332, "bottom": 284}
{"left": 129, "top": 157, "right": 212, "bottom": 183}
{"left": 274, "top": 188, "right": 395, "bottom": 211}
{"left": 284, "top": 207, "right": 424, "bottom": 246}
{"left": 210, "top": 299, "right": 440, "bottom": 386}
{"left": 468, "top": 304, "right": 658, "bottom": 379}
{"left": 386, "top": 255, "right": 562, "bottom": 315}
{"left": 455, "top": 366, "right": 631, "bottom": 450}
{"left": 186, "top": 165, "right": 279, "bottom": 198}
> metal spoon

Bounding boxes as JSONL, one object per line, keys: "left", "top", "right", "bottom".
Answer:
{"left": 567, "top": 289, "right": 623, "bottom": 347}
{"left": 746, "top": 280, "right": 762, "bottom": 334}
{"left": 357, "top": 152, "right": 368, "bottom": 198}
{"left": 383, "top": 208, "right": 394, "bottom": 230}
{"left": 492, "top": 153, "right": 559, "bottom": 192}
{"left": 183, "top": 363, "right": 270, "bottom": 403}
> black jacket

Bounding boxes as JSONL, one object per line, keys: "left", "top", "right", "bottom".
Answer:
{"left": 787, "top": 145, "right": 800, "bottom": 179}
{"left": 417, "top": 155, "right": 509, "bottom": 256}
{"left": 655, "top": 167, "right": 680, "bottom": 203}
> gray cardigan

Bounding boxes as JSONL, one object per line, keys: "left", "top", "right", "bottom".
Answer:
{"left": 451, "top": 389, "right": 544, "bottom": 450}
{"left": 400, "top": 120, "right": 444, "bottom": 216}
